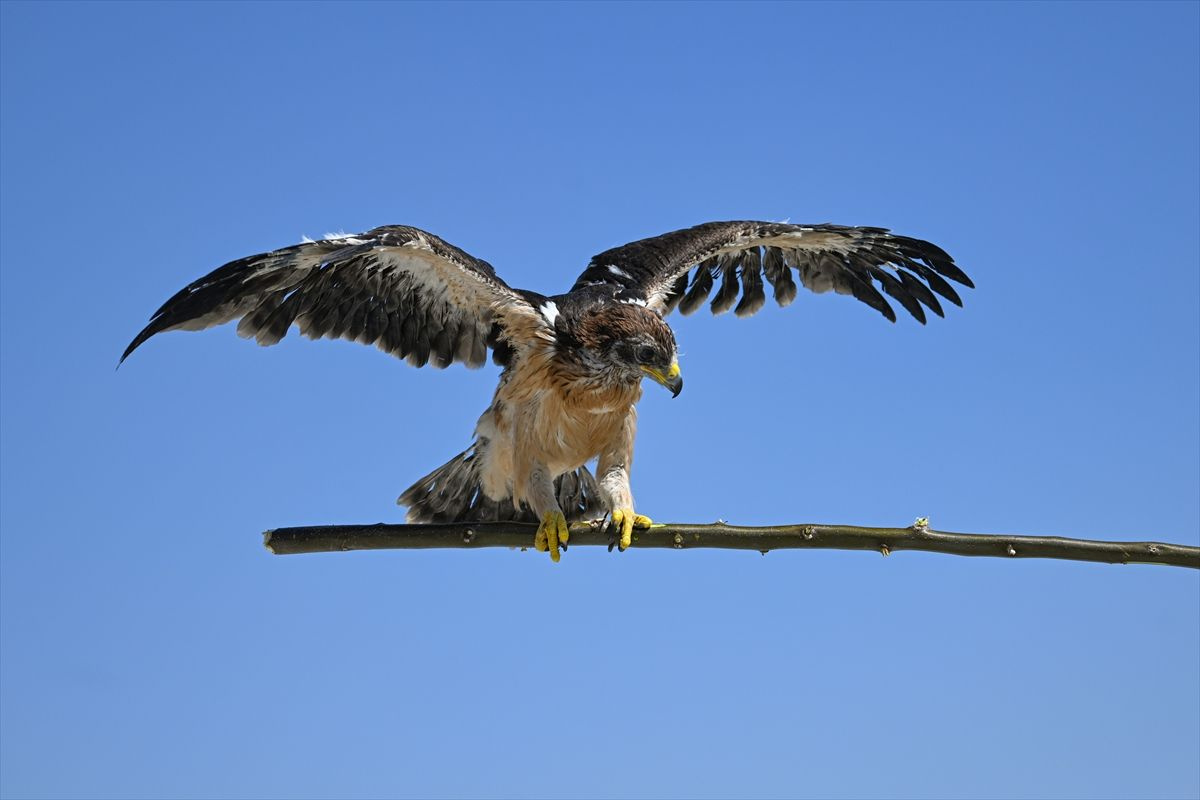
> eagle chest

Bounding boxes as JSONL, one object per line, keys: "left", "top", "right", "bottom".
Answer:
{"left": 496, "top": 364, "right": 637, "bottom": 469}
{"left": 546, "top": 393, "right": 634, "bottom": 462}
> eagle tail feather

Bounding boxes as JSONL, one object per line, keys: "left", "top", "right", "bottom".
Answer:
{"left": 398, "top": 443, "right": 605, "bottom": 524}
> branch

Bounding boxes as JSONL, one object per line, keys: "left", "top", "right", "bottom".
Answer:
{"left": 262, "top": 519, "right": 1200, "bottom": 569}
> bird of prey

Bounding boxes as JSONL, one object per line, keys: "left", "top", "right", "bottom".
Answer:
{"left": 122, "top": 220, "right": 972, "bottom": 561}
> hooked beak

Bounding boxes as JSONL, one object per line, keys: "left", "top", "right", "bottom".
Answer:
{"left": 641, "top": 361, "right": 683, "bottom": 398}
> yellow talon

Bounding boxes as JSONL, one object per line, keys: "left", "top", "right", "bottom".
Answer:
{"left": 536, "top": 511, "right": 568, "bottom": 563}
{"left": 612, "top": 509, "right": 653, "bottom": 551}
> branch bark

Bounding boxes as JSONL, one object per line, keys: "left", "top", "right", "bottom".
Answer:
{"left": 262, "top": 520, "right": 1200, "bottom": 569}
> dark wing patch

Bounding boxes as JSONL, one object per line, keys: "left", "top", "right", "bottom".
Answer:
{"left": 572, "top": 221, "right": 973, "bottom": 324}
{"left": 122, "top": 226, "right": 543, "bottom": 368}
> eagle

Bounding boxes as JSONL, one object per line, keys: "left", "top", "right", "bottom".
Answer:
{"left": 122, "top": 220, "right": 972, "bottom": 561}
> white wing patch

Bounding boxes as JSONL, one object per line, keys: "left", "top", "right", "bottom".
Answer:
{"left": 539, "top": 301, "right": 560, "bottom": 326}
{"left": 297, "top": 232, "right": 364, "bottom": 245}
{"left": 321, "top": 231, "right": 367, "bottom": 245}
{"left": 607, "top": 265, "right": 631, "bottom": 279}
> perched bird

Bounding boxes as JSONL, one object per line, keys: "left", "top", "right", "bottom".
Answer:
{"left": 122, "top": 221, "right": 972, "bottom": 560}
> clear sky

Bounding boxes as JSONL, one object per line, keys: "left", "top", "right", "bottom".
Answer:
{"left": 1, "top": 2, "right": 1197, "bottom": 798}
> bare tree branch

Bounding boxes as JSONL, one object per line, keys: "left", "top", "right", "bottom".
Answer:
{"left": 262, "top": 519, "right": 1200, "bottom": 569}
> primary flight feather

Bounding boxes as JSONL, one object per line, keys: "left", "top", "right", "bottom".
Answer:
{"left": 123, "top": 220, "right": 973, "bottom": 560}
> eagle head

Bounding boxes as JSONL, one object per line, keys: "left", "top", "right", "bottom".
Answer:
{"left": 569, "top": 301, "right": 682, "bottom": 397}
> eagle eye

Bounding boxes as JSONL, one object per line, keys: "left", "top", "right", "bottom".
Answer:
{"left": 635, "top": 345, "right": 656, "bottom": 364}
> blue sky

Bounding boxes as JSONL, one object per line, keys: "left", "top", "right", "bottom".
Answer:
{"left": 1, "top": 2, "right": 1197, "bottom": 798}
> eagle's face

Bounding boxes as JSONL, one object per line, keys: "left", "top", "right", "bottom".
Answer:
{"left": 573, "top": 303, "right": 682, "bottom": 397}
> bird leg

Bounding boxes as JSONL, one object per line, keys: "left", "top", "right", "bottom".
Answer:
{"left": 525, "top": 463, "right": 568, "bottom": 562}
{"left": 597, "top": 447, "right": 651, "bottom": 551}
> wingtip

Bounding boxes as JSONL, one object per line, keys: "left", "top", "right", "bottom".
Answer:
{"left": 910, "top": 301, "right": 928, "bottom": 325}
{"left": 120, "top": 321, "right": 161, "bottom": 367}
{"left": 118, "top": 341, "right": 139, "bottom": 367}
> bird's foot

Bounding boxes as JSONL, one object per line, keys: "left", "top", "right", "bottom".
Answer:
{"left": 533, "top": 510, "right": 569, "bottom": 563}
{"left": 608, "top": 509, "right": 653, "bottom": 552}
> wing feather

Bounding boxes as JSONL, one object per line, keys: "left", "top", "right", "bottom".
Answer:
{"left": 734, "top": 248, "right": 766, "bottom": 318}
{"left": 709, "top": 253, "right": 741, "bottom": 315}
{"left": 762, "top": 246, "right": 797, "bottom": 307}
{"left": 122, "top": 225, "right": 546, "bottom": 368}
{"left": 896, "top": 269, "right": 944, "bottom": 318}
{"left": 572, "top": 220, "right": 972, "bottom": 323}
{"left": 677, "top": 257, "right": 716, "bottom": 316}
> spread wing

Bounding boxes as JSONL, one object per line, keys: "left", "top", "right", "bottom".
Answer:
{"left": 570, "top": 221, "right": 973, "bottom": 323}
{"left": 122, "top": 225, "right": 549, "bottom": 368}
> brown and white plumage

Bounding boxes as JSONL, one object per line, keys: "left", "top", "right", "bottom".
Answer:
{"left": 572, "top": 220, "right": 973, "bottom": 322}
{"left": 123, "top": 220, "right": 973, "bottom": 560}
{"left": 120, "top": 225, "right": 547, "bottom": 369}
